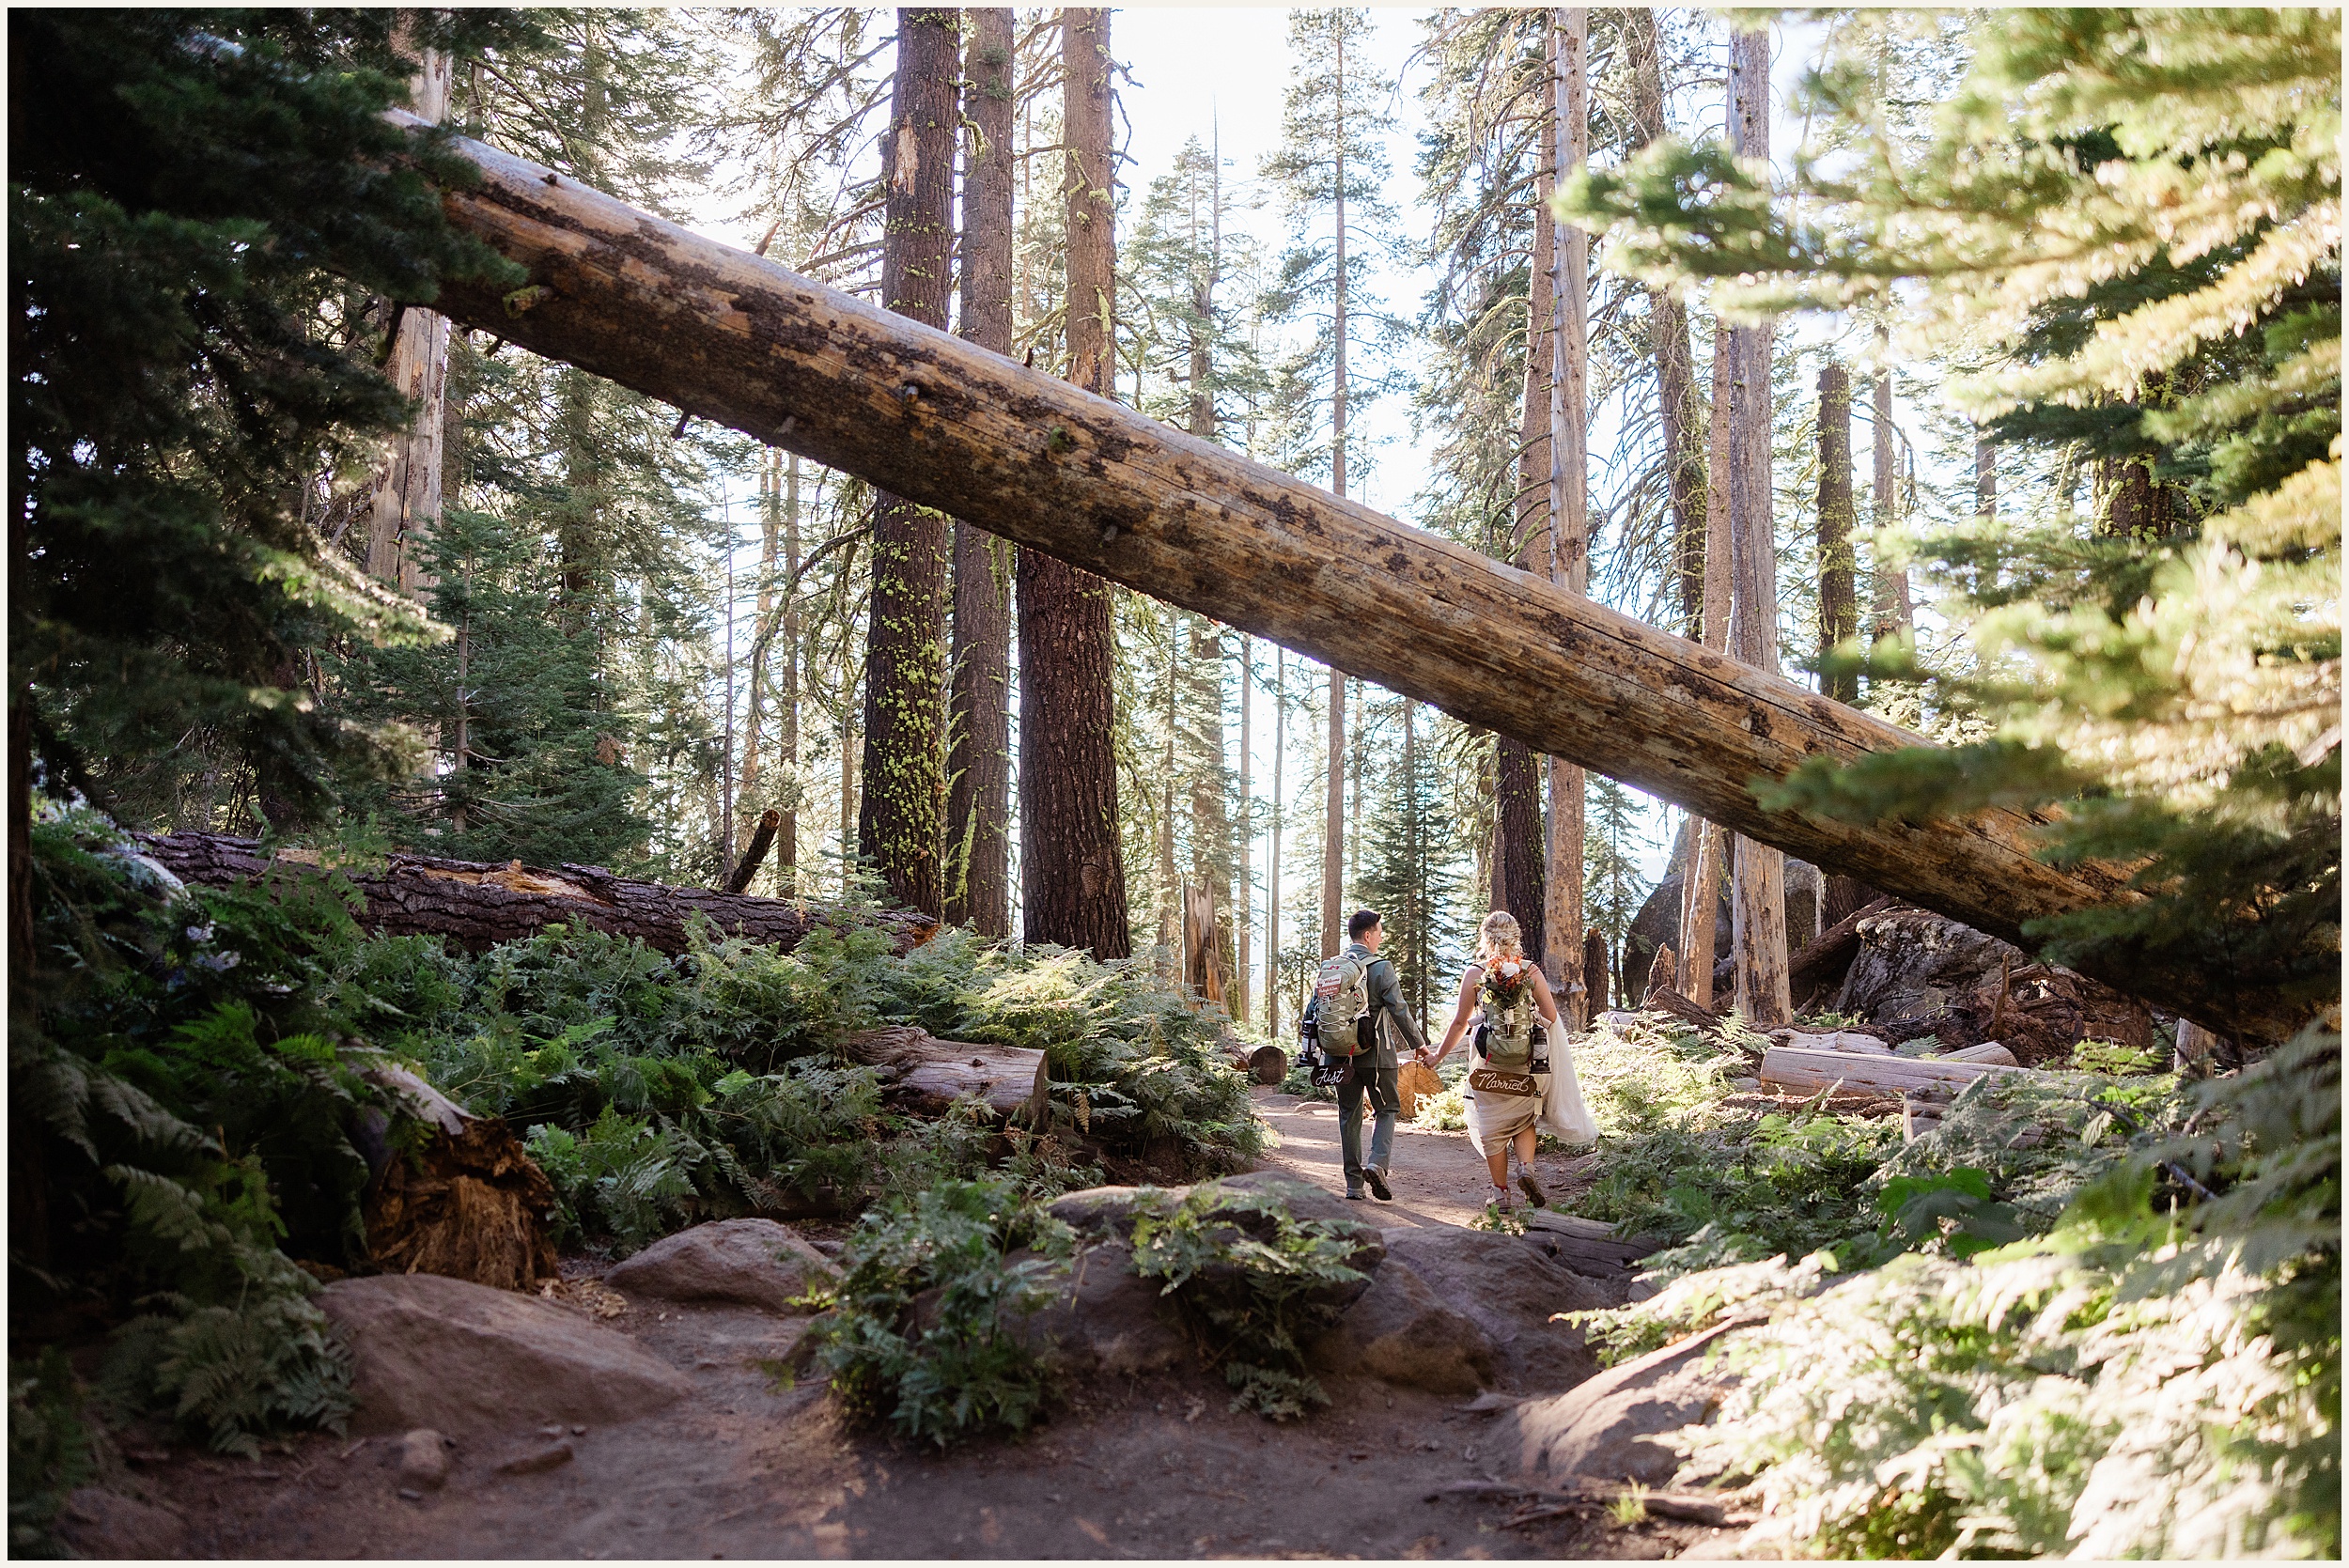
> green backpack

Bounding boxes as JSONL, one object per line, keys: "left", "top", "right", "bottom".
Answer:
{"left": 1476, "top": 965, "right": 1539, "bottom": 1070}
{"left": 1311, "top": 952, "right": 1375, "bottom": 1057}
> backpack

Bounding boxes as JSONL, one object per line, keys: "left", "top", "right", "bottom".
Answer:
{"left": 1311, "top": 951, "right": 1377, "bottom": 1057}
{"left": 1474, "top": 962, "right": 1540, "bottom": 1070}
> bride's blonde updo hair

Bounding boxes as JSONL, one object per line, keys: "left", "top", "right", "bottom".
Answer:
{"left": 1476, "top": 910, "right": 1525, "bottom": 968}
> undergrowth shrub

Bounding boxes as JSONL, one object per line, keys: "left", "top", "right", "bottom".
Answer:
{"left": 387, "top": 920, "right": 1252, "bottom": 1250}
{"left": 1636, "top": 1029, "right": 2339, "bottom": 1560}
{"left": 13, "top": 805, "right": 370, "bottom": 1454}
{"left": 801, "top": 1178, "right": 1075, "bottom": 1448}
{"left": 1128, "top": 1186, "right": 1375, "bottom": 1419}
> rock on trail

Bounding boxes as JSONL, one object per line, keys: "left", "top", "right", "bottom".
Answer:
{"left": 603, "top": 1218, "right": 836, "bottom": 1313}
{"left": 319, "top": 1272, "right": 693, "bottom": 1436}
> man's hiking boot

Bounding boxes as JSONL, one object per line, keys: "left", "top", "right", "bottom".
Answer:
{"left": 1345, "top": 1188, "right": 1365, "bottom": 1201}
{"left": 1364, "top": 1166, "right": 1392, "bottom": 1203}
{"left": 1517, "top": 1170, "right": 1548, "bottom": 1209}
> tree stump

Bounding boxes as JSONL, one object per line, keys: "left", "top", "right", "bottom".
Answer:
{"left": 361, "top": 1065, "right": 557, "bottom": 1291}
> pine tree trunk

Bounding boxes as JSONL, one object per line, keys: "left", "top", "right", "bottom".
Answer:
{"left": 945, "top": 7, "right": 1015, "bottom": 937}
{"left": 739, "top": 451, "right": 778, "bottom": 847}
{"left": 778, "top": 455, "right": 801, "bottom": 895}
{"left": 1019, "top": 7, "right": 1129, "bottom": 958}
{"left": 1158, "top": 607, "right": 1180, "bottom": 978}
{"left": 838, "top": 708, "right": 857, "bottom": 894}
{"left": 365, "top": 22, "right": 452, "bottom": 601}
{"left": 1189, "top": 614, "right": 1233, "bottom": 992}
{"left": 1498, "top": 42, "right": 1556, "bottom": 963}
{"left": 1817, "top": 367, "right": 1875, "bottom": 925}
{"left": 1235, "top": 634, "right": 1252, "bottom": 1026}
{"left": 1871, "top": 330, "right": 1911, "bottom": 646}
{"left": 1320, "top": 27, "right": 1351, "bottom": 964}
{"left": 857, "top": 8, "right": 960, "bottom": 919}
{"left": 1726, "top": 28, "right": 1790, "bottom": 1029}
{"left": 1268, "top": 646, "right": 1284, "bottom": 1033}
{"left": 1544, "top": 9, "right": 1590, "bottom": 1030}
{"left": 1627, "top": 8, "right": 1704, "bottom": 638}
{"left": 1816, "top": 365, "right": 1859, "bottom": 704}
{"left": 1673, "top": 325, "right": 1735, "bottom": 1004}
{"left": 1322, "top": 668, "right": 1345, "bottom": 957}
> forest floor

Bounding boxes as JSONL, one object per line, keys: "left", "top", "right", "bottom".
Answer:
{"left": 138, "top": 1088, "right": 1722, "bottom": 1561}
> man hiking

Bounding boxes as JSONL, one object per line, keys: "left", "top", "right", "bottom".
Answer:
{"left": 1305, "top": 908, "right": 1428, "bottom": 1202}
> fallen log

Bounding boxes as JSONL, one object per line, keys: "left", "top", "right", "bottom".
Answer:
{"left": 1759, "top": 1044, "right": 2019, "bottom": 1099}
{"left": 133, "top": 831, "right": 935, "bottom": 957}
{"left": 394, "top": 119, "right": 2295, "bottom": 1045}
{"left": 843, "top": 1026, "right": 1047, "bottom": 1124}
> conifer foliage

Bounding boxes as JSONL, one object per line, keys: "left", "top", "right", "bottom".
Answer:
{"left": 9, "top": 10, "right": 531, "bottom": 882}
{"left": 1565, "top": 9, "right": 2341, "bottom": 1033}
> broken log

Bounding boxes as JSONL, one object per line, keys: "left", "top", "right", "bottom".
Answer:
{"left": 723, "top": 808, "right": 783, "bottom": 896}
{"left": 133, "top": 831, "right": 935, "bottom": 957}
{"left": 1233, "top": 1044, "right": 1288, "bottom": 1086}
{"left": 1637, "top": 981, "right": 1729, "bottom": 1040}
{"left": 394, "top": 120, "right": 2295, "bottom": 1046}
{"left": 842, "top": 1026, "right": 1047, "bottom": 1124}
{"left": 358, "top": 1063, "right": 556, "bottom": 1290}
{"left": 1759, "top": 1044, "right": 2019, "bottom": 1099}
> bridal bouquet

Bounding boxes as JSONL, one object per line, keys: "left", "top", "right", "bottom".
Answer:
{"left": 1482, "top": 957, "right": 1533, "bottom": 1009}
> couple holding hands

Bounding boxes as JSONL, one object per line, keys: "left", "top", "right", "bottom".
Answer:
{"left": 1308, "top": 908, "right": 1597, "bottom": 1214}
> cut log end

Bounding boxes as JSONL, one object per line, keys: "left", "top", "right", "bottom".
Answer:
{"left": 843, "top": 1026, "right": 1048, "bottom": 1123}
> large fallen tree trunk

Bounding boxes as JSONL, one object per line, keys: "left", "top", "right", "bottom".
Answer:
{"left": 1759, "top": 1044, "right": 2018, "bottom": 1099}
{"left": 392, "top": 120, "right": 2297, "bottom": 1044}
{"left": 133, "top": 832, "right": 936, "bottom": 956}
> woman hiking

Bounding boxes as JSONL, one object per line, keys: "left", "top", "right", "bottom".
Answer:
{"left": 1419, "top": 910, "right": 1595, "bottom": 1212}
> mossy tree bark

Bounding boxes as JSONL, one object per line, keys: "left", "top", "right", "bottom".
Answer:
{"left": 858, "top": 8, "right": 960, "bottom": 918}
{"left": 944, "top": 7, "right": 1015, "bottom": 937}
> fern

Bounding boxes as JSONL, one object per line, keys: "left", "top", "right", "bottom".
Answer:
{"left": 803, "top": 1178, "right": 1074, "bottom": 1447}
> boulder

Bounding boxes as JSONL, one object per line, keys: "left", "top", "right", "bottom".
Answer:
{"left": 602, "top": 1219, "right": 833, "bottom": 1313}
{"left": 1837, "top": 907, "right": 2154, "bottom": 1064}
{"left": 397, "top": 1427, "right": 453, "bottom": 1490}
{"left": 1309, "top": 1257, "right": 1495, "bottom": 1394}
{"left": 1379, "top": 1227, "right": 1611, "bottom": 1390}
{"left": 1046, "top": 1185, "right": 1174, "bottom": 1241}
{"left": 1207, "top": 1170, "right": 1383, "bottom": 1239}
{"left": 55, "top": 1489, "right": 186, "bottom": 1559}
{"left": 319, "top": 1273, "right": 692, "bottom": 1436}
{"left": 1007, "top": 1238, "right": 1193, "bottom": 1377}
{"left": 1503, "top": 1320, "right": 1744, "bottom": 1488}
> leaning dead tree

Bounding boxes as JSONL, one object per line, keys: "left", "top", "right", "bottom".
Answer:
{"left": 390, "top": 117, "right": 2299, "bottom": 1045}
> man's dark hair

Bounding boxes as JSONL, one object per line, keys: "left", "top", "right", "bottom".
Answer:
{"left": 1347, "top": 908, "right": 1381, "bottom": 941}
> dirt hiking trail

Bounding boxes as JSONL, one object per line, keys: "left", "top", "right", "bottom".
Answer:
{"left": 129, "top": 1087, "right": 1721, "bottom": 1560}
